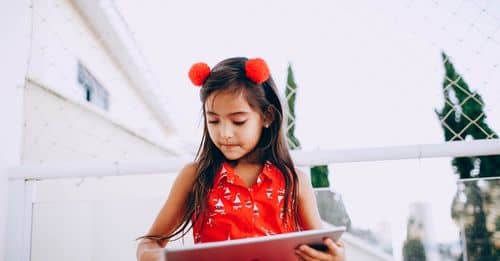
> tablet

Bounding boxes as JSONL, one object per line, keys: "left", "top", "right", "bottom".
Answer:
{"left": 164, "top": 227, "right": 345, "bottom": 261}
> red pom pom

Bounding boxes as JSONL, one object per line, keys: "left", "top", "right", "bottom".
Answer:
{"left": 188, "top": 62, "right": 211, "bottom": 86}
{"left": 245, "top": 58, "right": 270, "bottom": 84}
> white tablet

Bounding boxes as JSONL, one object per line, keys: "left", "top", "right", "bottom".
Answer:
{"left": 164, "top": 227, "right": 345, "bottom": 261}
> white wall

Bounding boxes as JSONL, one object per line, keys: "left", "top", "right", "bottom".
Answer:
{"left": 30, "top": 174, "right": 188, "bottom": 261}
{"left": 27, "top": 0, "right": 172, "bottom": 146}
{"left": 0, "top": 0, "right": 31, "bottom": 259}
{"left": 22, "top": 81, "right": 176, "bottom": 164}
{"left": 21, "top": 79, "right": 183, "bottom": 261}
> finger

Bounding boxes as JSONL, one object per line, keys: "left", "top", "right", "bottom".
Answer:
{"left": 295, "top": 248, "right": 315, "bottom": 261}
{"left": 324, "top": 238, "right": 346, "bottom": 257}
{"left": 325, "top": 237, "right": 346, "bottom": 256}
{"left": 295, "top": 249, "right": 311, "bottom": 261}
{"left": 324, "top": 238, "right": 339, "bottom": 253}
{"left": 297, "top": 244, "right": 330, "bottom": 260}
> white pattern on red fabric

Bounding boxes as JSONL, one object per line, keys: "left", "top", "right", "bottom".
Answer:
{"left": 223, "top": 187, "right": 231, "bottom": 200}
{"left": 253, "top": 204, "right": 259, "bottom": 216}
{"left": 266, "top": 187, "right": 273, "bottom": 199}
{"left": 233, "top": 194, "right": 242, "bottom": 209}
{"left": 206, "top": 217, "right": 214, "bottom": 227}
{"left": 277, "top": 189, "right": 285, "bottom": 205}
{"left": 214, "top": 198, "right": 225, "bottom": 214}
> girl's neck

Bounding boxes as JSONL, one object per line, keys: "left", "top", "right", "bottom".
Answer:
{"left": 236, "top": 147, "right": 265, "bottom": 165}
{"left": 227, "top": 158, "right": 263, "bottom": 168}
{"left": 231, "top": 160, "right": 265, "bottom": 188}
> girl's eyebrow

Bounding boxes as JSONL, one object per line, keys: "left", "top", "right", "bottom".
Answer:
{"left": 206, "top": 111, "right": 249, "bottom": 116}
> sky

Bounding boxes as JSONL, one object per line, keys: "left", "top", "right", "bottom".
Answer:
{"left": 113, "top": 0, "right": 500, "bottom": 253}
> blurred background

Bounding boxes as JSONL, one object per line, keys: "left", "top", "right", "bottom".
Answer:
{"left": 2, "top": 0, "right": 499, "bottom": 260}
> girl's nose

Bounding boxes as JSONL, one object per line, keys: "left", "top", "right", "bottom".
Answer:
{"left": 220, "top": 123, "right": 234, "bottom": 140}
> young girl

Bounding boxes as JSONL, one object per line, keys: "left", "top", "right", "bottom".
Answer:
{"left": 136, "top": 57, "right": 345, "bottom": 261}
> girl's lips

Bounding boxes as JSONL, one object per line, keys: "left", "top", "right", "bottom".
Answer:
{"left": 221, "top": 144, "right": 238, "bottom": 148}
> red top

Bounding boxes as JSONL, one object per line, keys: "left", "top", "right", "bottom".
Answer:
{"left": 192, "top": 161, "right": 297, "bottom": 243}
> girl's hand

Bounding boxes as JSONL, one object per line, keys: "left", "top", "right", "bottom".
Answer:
{"left": 136, "top": 239, "right": 165, "bottom": 261}
{"left": 137, "top": 250, "right": 164, "bottom": 261}
{"left": 295, "top": 238, "right": 345, "bottom": 261}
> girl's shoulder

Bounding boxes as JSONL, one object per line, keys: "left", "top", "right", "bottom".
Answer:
{"left": 293, "top": 167, "right": 312, "bottom": 187}
{"left": 293, "top": 167, "right": 308, "bottom": 178}
{"left": 177, "top": 161, "right": 199, "bottom": 181}
{"left": 278, "top": 162, "right": 308, "bottom": 180}
{"left": 273, "top": 163, "right": 309, "bottom": 185}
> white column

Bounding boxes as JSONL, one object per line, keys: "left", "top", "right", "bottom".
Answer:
{"left": 0, "top": 0, "right": 31, "bottom": 260}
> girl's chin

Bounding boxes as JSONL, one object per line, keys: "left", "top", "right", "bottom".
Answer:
{"left": 222, "top": 152, "right": 243, "bottom": 161}
{"left": 224, "top": 150, "right": 262, "bottom": 163}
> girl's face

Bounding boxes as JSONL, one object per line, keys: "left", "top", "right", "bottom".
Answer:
{"left": 205, "top": 89, "right": 268, "bottom": 161}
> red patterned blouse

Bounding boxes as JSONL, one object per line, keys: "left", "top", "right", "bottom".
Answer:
{"left": 192, "top": 161, "right": 297, "bottom": 243}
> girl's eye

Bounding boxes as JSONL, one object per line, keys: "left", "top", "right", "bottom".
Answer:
{"left": 207, "top": 120, "right": 246, "bottom": 125}
{"left": 233, "top": 121, "right": 247, "bottom": 126}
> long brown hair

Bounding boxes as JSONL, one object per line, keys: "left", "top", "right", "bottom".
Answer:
{"left": 139, "top": 57, "right": 299, "bottom": 242}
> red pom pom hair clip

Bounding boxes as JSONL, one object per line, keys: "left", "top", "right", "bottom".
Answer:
{"left": 188, "top": 62, "right": 211, "bottom": 87}
{"left": 245, "top": 58, "right": 270, "bottom": 84}
{"left": 188, "top": 58, "right": 270, "bottom": 87}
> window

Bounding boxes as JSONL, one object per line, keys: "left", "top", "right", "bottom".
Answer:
{"left": 77, "top": 62, "right": 109, "bottom": 110}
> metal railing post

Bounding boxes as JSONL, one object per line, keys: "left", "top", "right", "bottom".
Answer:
{"left": 7, "top": 179, "right": 35, "bottom": 261}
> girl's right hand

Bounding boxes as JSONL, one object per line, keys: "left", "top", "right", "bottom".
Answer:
{"left": 137, "top": 250, "right": 164, "bottom": 261}
{"left": 136, "top": 239, "right": 164, "bottom": 261}
{"left": 295, "top": 238, "right": 346, "bottom": 261}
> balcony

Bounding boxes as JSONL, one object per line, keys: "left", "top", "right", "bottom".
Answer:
{"left": 7, "top": 140, "right": 500, "bottom": 260}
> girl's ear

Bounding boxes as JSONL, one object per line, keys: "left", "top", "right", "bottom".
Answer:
{"left": 263, "top": 106, "right": 275, "bottom": 127}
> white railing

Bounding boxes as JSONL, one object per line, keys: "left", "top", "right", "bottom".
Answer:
{"left": 9, "top": 139, "right": 500, "bottom": 180}
{"left": 6, "top": 139, "right": 500, "bottom": 261}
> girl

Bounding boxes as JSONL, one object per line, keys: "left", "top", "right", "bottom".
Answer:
{"left": 136, "top": 57, "right": 345, "bottom": 261}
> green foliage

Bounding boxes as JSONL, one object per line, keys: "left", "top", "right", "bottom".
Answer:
{"left": 403, "top": 239, "right": 427, "bottom": 261}
{"left": 457, "top": 182, "right": 495, "bottom": 260}
{"left": 435, "top": 52, "right": 500, "bottom": 179}
{"left": 285, "top": 63, "right": 301, "bottom": 150}
{"left": 436, "top": 52, "right": 498, "bottom": 260}
{"left": 310, "top": 165, "right": 330, "bottom": 188}
{"left": 495, "top": 216, "right": 500, "bottom": 231}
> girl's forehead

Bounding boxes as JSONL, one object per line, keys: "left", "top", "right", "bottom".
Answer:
{"left": 205, "top": 91, "right": 255, "bottom": 114}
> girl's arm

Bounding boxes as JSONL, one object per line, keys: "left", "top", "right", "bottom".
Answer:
{"left": 296, "top": 168, "right": 322, "bottom": 230}
{"left": 136, "top": 162, "right": 198, "bottom": 261}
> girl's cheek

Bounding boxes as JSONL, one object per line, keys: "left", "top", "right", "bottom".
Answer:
{"left": 207, "top": 129, "right": 217, "bottom": 140}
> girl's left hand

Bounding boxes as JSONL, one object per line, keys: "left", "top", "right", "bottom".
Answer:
{"left": 295, "top": 238, "right": 345, "bottom": 261}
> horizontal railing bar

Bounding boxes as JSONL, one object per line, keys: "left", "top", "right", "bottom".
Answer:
{"left": 8, "top": 139, "right": 500, "bottom": 180}
{"left": 291, "top": 139, "right": 500, "bottom": 166}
